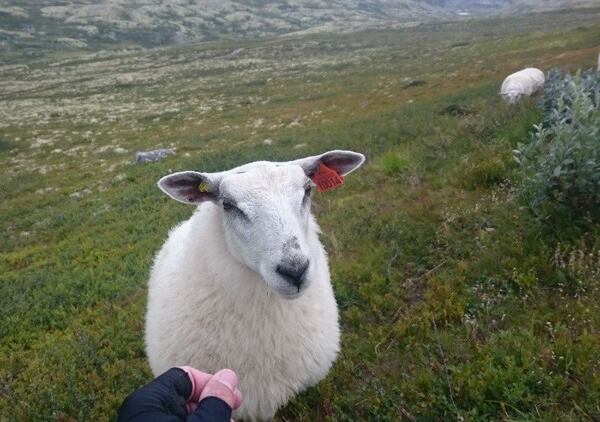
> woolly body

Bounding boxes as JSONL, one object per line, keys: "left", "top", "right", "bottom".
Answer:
{"left": 500, "top": 67, "right": 545, "bottom": 104}
{"left": 144, "top": 156, "right": 365, "bottom": 421}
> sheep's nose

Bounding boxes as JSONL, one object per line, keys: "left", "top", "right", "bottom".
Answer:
{"left": 276, "top": 259, "right": 309, "bottom": 290}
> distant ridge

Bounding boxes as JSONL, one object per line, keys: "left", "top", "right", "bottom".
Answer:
{"left": 0, "top": 0, "right": 597, "bottom": 60}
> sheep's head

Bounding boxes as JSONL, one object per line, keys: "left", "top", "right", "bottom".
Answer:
{"left": 158, "top": 150, "right": 365, "bottom": 299}
{"left": 502, "top": 90, "right": 522, "bottom": 104}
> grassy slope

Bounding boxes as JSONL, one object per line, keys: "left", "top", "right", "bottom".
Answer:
{"left": 1, "top": 9, "right": 599, "bottom": 421}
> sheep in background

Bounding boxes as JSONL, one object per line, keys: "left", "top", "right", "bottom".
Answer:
{"left": 500, "top": 67, "right": 545, "bottom": 104}
{"left": 145, "top": 150, "right": 365, "bottom": 421}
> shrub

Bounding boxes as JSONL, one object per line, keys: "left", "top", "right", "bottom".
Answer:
{"left": 514, "top": 69, "right": 600, "bottom": 224}
{"left": 380, "top": 150, "right": 411, "bottom": 176}
{"left": 540, "top": 68, "right": 599, "bottom": 124}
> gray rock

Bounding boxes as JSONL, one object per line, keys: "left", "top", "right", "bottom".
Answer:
{"left": 134, "top": 148, "right": 175, "bottom": 164}
{"left": 69, "top": 188, "right": 93, "bottom": 198}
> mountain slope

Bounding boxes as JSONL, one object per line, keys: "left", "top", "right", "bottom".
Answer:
{"left": 1, "top": 1, "right": 442, "bottom": 53}
{"left": 0, "top": 0, "right": 597, "bottom": 63}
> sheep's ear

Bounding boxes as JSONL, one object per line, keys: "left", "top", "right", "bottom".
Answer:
{"left": 292, "top": 150, "right": 366, "bottom": 178}
{"left": 158, "top": 171, "right": 219, "bottom": 205}
{"left": 291, "top": 150, "right": 365, "bottom": 192}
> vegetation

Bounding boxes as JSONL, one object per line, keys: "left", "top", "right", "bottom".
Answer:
{"left": 1, "top": 8, "right": 599, "bottom": 421}
{"left": 515, "top": 69, "right": 600, "bottom": 225}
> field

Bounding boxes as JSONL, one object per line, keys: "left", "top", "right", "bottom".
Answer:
{"left": 1, "top": 7, "right": 600, "bottom": 421}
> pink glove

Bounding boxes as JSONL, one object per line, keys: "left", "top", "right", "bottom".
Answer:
{"left": 179, "top": 366, "right": 243, "bottom": 414}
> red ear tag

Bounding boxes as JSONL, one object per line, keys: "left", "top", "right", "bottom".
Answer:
{"left": 312, "top": 162, "right": 344, "bottom": 192}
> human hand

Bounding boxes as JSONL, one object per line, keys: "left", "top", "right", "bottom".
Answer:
{"left": 118, "top": 367, "right": 243, "bottom": 422}
{"left": 179, "top": 366, "right": 243, "bottom": 414}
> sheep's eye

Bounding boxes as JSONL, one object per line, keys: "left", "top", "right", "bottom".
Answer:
{"left": 302, "top": 185, "right": 312, "bottom": 207}
{"left": 222, "top": 200, "right": 236, "bottom": 211}
{"left": 222, "top": 199, "right": 248, "bottom": 219}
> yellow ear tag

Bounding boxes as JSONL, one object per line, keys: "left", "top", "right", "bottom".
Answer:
{"left": 198, "top": 181, "right": 210, "bottom": 193}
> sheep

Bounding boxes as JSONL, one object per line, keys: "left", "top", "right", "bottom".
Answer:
{"left": 145, "top": 150, "right": 366, "bottom": 421}
{"left": 500, "top": 67, "right": 545, "bottom": 104}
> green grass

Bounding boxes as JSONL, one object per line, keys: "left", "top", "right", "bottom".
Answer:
{"left": 1, "top": 9, "right": 600, "bottom": 421}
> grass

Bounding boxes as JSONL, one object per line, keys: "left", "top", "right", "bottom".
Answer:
{"left": 1, "top": 8, "right": 600, "bottom": 421}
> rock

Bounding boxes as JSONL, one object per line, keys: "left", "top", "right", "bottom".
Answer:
{"left": 35, "top": 187, "right": 57, "bottom": 195}
{"left": 402, "top": 80, "right": 427, "bottom": 89}
{"left": 134, "top": 148, "right": 175, "bottom": 164}
{"left": 70, "top": 188, "right": 92, "bottom": 198}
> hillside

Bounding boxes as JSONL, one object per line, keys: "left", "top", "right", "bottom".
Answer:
{"left": 0, "top": 0, "right": 598, "bottom": 63}
{"left": 1, "top": 5, "right": 599, "bottom": 420}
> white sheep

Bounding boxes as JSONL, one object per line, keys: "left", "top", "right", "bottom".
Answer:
{"left": 145, "top": 150, "right": 365, "bottom": 421}
{"left": 500, "top": 67, "right": 545, "bottom": 104}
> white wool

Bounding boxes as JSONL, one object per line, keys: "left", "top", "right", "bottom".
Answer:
{"left": 500, "top": 67, "right": 545, "bottom": 104}
{"left": 145, "top": 151, "right": 364, "bottom": 421}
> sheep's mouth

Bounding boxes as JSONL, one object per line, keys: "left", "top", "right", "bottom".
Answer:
{"left": 275, "top": 288, "right": 304, "bottom": 300}
{"left": 265, "top": 275, "right": 308, "bottom": 300}
{"left": 259, "top": 259, "right": 310, "bottom": 299}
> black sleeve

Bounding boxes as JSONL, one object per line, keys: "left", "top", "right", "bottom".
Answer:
{"left": 189, "top": 397, "right": 233, "bottom": 422}
{"left": 117, "top": 368, "right": 232, "bottom": 422}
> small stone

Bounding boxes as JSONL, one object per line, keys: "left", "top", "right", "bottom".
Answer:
{"left": 134, "top": 148, "right": 175, "bottom": 164}
{"left": 70, "top": 188, "right": 93, "bottom": 198}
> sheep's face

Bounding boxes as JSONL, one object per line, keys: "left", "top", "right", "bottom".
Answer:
{"left": 502, "top": 90, "right": 522, "bottom": 104}
{"left": 218, "top": 164, "right": 313, "bottom": 298}
{"left": 158, "top": 150, "right": 365, "bottom": 299}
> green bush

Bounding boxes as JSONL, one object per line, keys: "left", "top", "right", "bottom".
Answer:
{"left": 540, "top": 69, "right": 599, "bottom": 120}
{"left": 514, "top": 70, "right": 600, "bottom": 224}
{"left": 380, "top": 150, "right": 411, "bottom": 176}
